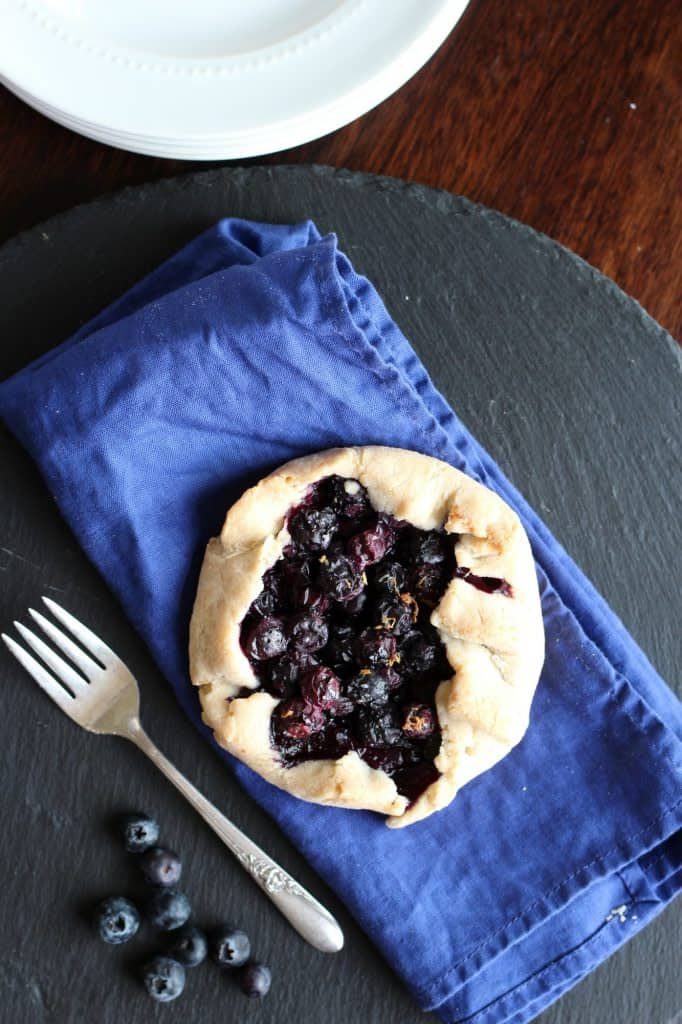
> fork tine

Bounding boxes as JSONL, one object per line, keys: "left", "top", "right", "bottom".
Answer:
{"left": 2, "top": 633, "right": 75, "bottom": 713}
{"left": 14, "top": 622, "right": 87, "bottom": 695}
{"left": 41, "top": 597, "right": 118, "bottom": 668}
{"left": 28, "top": 608, "right": 102, "bottom": 680}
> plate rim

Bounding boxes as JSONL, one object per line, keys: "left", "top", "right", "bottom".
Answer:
{"left": 0, "top": 0, "right": 469, "bottom": 158}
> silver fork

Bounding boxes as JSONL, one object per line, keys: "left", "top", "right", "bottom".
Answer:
{"left": 2, "top": 596, "right": 343, "bottom": 954}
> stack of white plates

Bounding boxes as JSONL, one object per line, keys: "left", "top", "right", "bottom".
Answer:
{"left": 0, "top": 0, "right": 469, "bottom": 160}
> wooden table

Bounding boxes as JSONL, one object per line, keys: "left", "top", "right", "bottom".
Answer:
{"left": 1, "top": 0, "right": 680, "bottom": 340}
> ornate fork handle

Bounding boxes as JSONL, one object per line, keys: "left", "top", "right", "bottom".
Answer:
{"left": 129, "top": 720, "right": 343, "bottom": 953}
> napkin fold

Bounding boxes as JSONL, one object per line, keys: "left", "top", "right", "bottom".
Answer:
{"left": 1, "top": 218, "right": 680, "bottom": 1024}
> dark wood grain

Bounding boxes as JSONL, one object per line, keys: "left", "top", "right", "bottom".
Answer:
{"left": 0, "top": 0, "right": 680, "bottom": 338}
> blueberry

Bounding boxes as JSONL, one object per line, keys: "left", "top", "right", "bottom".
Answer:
{"left": 210, "top": 926, "right": 251, "bottom": 969}
{"left": 251, "top": 587, "right": 278, "bottom": 618}
{"left": 292, "top": 582, "right": 330, "bottom": 614}
{"left": 402, "top": 634, "right": 442, "bottom": 677}
{"left": 244, "top": 616, "right": 288, "bottom": 661}
{"left": 280, "top": 555, "right": 313, "bottom": 589}
{"left": 329, "top": 695, "right": 355, "bottom": 717}
{"left": 345, "top": 670, "right": 392, "bottom": 705}
{"left": 288, "top": 506, "right": 338, "bottom": 550}
{"left": 142, "top": 955, "right": 186, "bottom": 1002}
{"left": 120, "top": 812, "right": 159, "bottom": 853}
{"left": 394, "top": 761, "right": 441, "bottom": 803}
{"left": 307, "top": 723, "right": 354, "bottom": 758}
{"left": 361, "top": 746, "right": 407, "bottom": 774}
{"left": 374, "top": 595, "right": 417, "bottom": 635}
{"left": 239, "top": 961, "right": 272, "bottom": 999}
{"left": 355, "top": 706, "right": 403, "bottom": 746}
{"left": 343, "top": 589, "right": 368, "bottom": 616}
{"left": 325, "top": 476, "right": 369, "bottom": 517}
{"left": 95, "top": 896, "right": 140, "bottom": 945}
{"left": 410, "top": 531, "right": 449, "bottom": 564}
{"left": 372, "top": 559, "right": 408, "bottom": 594}
{"left": 347, "top": 523, "right": 390, "bottom": 568}
{"left": 300, "top": 666, "right": 341, "bottom": 709}
{"left": 265, "top": 655, "right": 303, "bottom": 698}
{"left": 146, "top": 889, "right": 191, "bottom": 931}
{"left": 139, "top": 846, "right": 182, "bottom": 887}
{"left": 318, "top": 553, "right": 364, "bottom": 603}
{"left": 354, "top": 628, "right": 397, "bottom": 668}
{"left": 275, "top": 699, "right": 326, "bottom": 740}
{"left": 326, "top": 621, "right": 356, "bottom": 673}
{"left": 167, "top": 925, "right": 208, "bottom": 967}
{"left": 413, "top": 562, "right": 448, "bottom": 607}
{"left": 290, "top": 612, "right": 329, "bottom": 652}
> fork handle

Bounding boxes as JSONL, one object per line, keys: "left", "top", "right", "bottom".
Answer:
{"left": 127, "top": 721, "right": 344, "bottom": 953}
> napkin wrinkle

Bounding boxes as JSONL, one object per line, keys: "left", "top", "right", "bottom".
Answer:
{"left": 323, "top": 245, "right": 474, "bottom": 473}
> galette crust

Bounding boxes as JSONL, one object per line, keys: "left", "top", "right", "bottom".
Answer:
{"left": 190, "top": 446, "right": 544, "bottom": 827}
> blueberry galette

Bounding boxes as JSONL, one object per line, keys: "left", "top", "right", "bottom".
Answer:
{"left": 190, "top": 447, "right": 544, "bottom": 827}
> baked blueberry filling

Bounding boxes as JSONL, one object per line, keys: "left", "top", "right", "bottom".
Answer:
{"left": 239, "top": 476, "right": 511, "bottom": 805}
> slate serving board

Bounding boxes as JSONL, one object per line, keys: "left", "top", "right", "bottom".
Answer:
{"left": 0, "top": 165, "right": 679, "bottom": 1024}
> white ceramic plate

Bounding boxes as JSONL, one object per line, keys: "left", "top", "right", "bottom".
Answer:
{"left": 0, "top": 0, "right": 469, "bottom": 159}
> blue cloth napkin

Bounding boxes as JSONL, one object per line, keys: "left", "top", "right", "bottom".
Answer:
{"left": 1, "top": 218, "right": 680, "bottom": 1024}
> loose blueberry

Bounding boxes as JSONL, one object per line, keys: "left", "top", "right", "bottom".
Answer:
{"left": 142, "top": 956, "right": 186, "bottom": 1003}
{"left": 210, "top": 926, "right": 251, "bottom": 969}
{"left": 167, "top": 925, "right": 208, "bottom": 967}
{"left": 146, "top": 889, "right": 191, "bottom": 931}
{"left": 244, "top": 617, "right": 288, "bottom": 661}
{"left": 120, "top": 812, "right": 159, "bottom": 853}
{"left": 95, "top": 896, "right": 140, "bottom": 945}
{"left": 239, "top": 961, "right": 272, "bottom": 999}
{"left": 139, "top": 847, "right": 182, "bottom": 887}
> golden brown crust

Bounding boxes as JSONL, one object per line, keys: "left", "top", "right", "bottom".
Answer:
{"left": 189, "top": 446, "right": 544, "bottom": 827}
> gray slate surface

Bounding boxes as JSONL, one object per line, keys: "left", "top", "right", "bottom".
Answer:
{"left": 0, "top": 165, "right": 679, "bottom": 1024}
